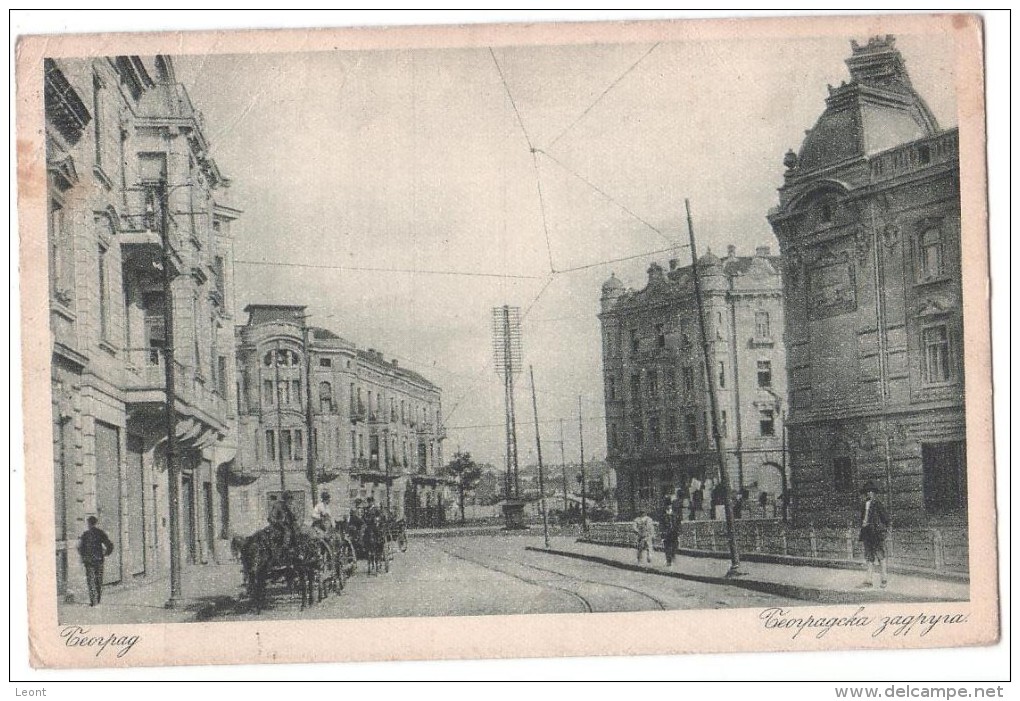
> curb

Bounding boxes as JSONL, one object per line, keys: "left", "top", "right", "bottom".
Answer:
{"left": 578, "top": 538, "right": 970, "bottom": 584}
{"left": 525, "top": 546, "right": 965, "bottom": 605}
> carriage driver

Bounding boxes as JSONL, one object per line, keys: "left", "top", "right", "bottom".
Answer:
{"left": 267, "top": 491, "right": 299, "bottom": 555}
{"left": 311, "top": 490, "right": 335, "bottom": 533}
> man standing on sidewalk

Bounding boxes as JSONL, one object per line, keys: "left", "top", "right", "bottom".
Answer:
{"left": 660, "top": 500, "right": 681, "bottom": 567}
{"left": 858, "top": 481, "right": 890, "bottom": 588}
{"left": 633, "top": 509, "right": 655, "bottom": 564}
{"left": 77, "top": 516, "right": 114, "bottom": 607}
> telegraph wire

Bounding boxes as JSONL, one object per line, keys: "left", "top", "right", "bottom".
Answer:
{"left": 531, "top": 151, "right": 556, "bottom": 274}
{"left": 534, "top": 148, "right": 673, "bottom": 246}
{"left": 234, "top": 258, "right": 547, "bottom": 280}
{"left": 489, "top": 47, "right": 534, "bottom": 152}
{"left": 545, "top": 42, "right": 661, "bottom": 151}
{"left": 553, "top": 245, "right": 685, "bottom": 274}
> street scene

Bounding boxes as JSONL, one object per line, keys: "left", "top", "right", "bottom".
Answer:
{"left": 42, "top": 28, "right": 969, "bottom": 626}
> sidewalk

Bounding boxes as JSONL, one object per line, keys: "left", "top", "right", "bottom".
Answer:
{"left": 58, "top": 562, "right": 242, "bottom": 625}
{"left": 527, "top": 539, "right": 970, "bottom": 605}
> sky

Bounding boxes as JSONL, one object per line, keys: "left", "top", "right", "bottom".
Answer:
{"left": 170, "top": 31, "right": 957, "bottom": 468}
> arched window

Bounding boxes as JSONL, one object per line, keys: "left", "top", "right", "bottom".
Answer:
{"left": 917, "top": 227, "right": 945, "bottom": 281}
{"left": 319, "top": 381, "right": 333, "bottom": 413}
{"left": 263, "top": 348, "right": 301, "bottom": 367}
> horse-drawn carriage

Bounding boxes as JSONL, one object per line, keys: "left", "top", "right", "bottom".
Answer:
{"left": 344, "top": 511, "right": 405, "bottom": 575}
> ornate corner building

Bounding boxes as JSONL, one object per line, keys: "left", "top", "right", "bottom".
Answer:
{"left": 768, "top": 36, "right": 965, "bottom": 527}
{"left": 46, "top": 56, "right": 241, "bottom": 601}
{"left": 232, "top": 305, "right": 448, "bottom": 535}
{"left": 599, "top": 246, "right": 788, "bottom": 519}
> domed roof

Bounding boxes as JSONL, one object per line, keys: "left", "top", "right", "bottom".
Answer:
{"left": 697, "top": 249, "right": 723, "bottom": 272}
{"left": 601, "top": 272, "right": 624, "bottom": 295}
{"left": 793, "top": 36, "right": 938, "bottom": 174}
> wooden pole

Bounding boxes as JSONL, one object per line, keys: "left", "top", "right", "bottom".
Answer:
{"left": 578, "top": 395, "right": 588, "bottom": 531}
{"left": 685, "top": 198, "right": 743, "bottom": 577}
{"left": 529, "top": 366, "right": 550, "bottom": 548}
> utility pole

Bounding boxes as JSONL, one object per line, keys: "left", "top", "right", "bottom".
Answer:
{"left": 158, "top": 181, "right": 183, "bottom": 608}
{"left": 302, "top": 320, "right": 317, "bottom": 504}
{"left": 578, "top": 395, "right": 588, "bottom": 532}
{"left": 686, "top": 198, "right": 742, "bottom": 577}
{"left": 559, "top": 419, "right": 568, "bottom": 522}
{"left": 529, "top": 366, "right": 550, "bottom": 548}
{"left": 274, "top": 339, "right": 286, "bottom": 493}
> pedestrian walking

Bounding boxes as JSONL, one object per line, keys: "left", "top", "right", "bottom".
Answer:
{"left": 858, "top": 481, "right": 890, "bottom": 588}
{"left": 759, "top": 490, "right": 769, "bottom": 518}
{"left": 632, "top": 510, "right": 655, "bottom": 564}
{"left": 660, "top": 501, "right": 680, "bottom": 567}
{"left": 76, "top": 515, "right": 114, "bottom": 607}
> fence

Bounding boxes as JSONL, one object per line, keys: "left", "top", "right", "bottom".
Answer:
{"left": 584, "top": 519, "right": 968, "bottom": 577}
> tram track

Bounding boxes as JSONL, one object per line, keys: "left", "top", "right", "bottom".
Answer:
{"left": 432, "top": 542, "right": 668, "bottom": 613}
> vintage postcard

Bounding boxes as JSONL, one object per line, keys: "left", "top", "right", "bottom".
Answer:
{"left": 16, "top": 13, "right": 996, "bottom": 669}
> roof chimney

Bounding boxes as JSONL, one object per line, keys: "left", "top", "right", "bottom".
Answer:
{"left": 726, "top": 245, "right": 737, "bottom": 259}
{"left": 392, "top": 359, "right": 399, "bottom": 368}
{"left": 755, "top": 245, "right": 771, "bottom": 257}
{"left": 668, "top": 259, "right": 678, "bottom": 271}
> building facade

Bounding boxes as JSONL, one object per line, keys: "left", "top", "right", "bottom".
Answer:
{"left": 599, "top": 246, "right": 787, "bottom": 518}
{"left": 46, "top": 55, "right": 240, "bottom": 601}
{"left": 232, "top": 305, "right": 448, "bottom": 536}
{"left": 768, "top": 36, "right": 964, "bottom": 526}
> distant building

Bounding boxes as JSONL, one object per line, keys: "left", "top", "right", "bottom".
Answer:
{"left": 232, "top": 305, "right": 448, "bottom": 533}
{"left": 768, "top": 36, "right": 964, "bottom": 526}
{"left": 46, "top": 56, "right": 240, "bottom": 601}
{"left": 599, "top": 246, "right": 787, "bottom": 518}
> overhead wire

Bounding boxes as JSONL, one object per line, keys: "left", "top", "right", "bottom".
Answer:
{"left": 545, "top": 42, "right": 661, "bottom": 151}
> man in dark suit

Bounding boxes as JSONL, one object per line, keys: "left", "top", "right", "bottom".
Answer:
{"left": 77, "top": 515, "right": 114, "bottom": 606}
{"left": 858, "top": 481, "right": 890, "bottom": 588}
{"left": 660, "top": 499, "right": 681, "bottom": 567}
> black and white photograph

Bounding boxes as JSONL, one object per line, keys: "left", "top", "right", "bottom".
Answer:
{"left": 16, "top": 11, "right": 998, "bottom": 671}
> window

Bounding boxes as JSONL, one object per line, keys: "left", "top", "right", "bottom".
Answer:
{"left": 820, "top": 201, "right": 834, "bottom": 223}
{"left": 649, "top": 416, "right": 661, "bottom": 445}
{"left": 922, "top": 325, "right": 951, "bottom": 384}
{"left": 217, "top": 356, "right": 228, "bottom": 397}
{"left": 319, "top": 357, "right": 332, "bottom": 368}
{"left": 49, "top": 199, "right": 73, "bottom": 302}
{"left": 263, "top": 349, "right": 300, "bottom": 367}
{"left": 683, "top": 413, "right": 698, "bottom": 443}
{"left": 655, "top": 323, "right": 666, "bottom": 348}
{"left": 638, "top": 472, "right": 653, "bottom": 500}
{"left": 716, "top": 311, "right": 724, "bottom": 339}
{"left": 717, "top": 361, "right": 726, "bottom": 389}
{"left": 681, "top": 366, "right": 695, "bottom": 394}
{"left": 97, "top": 243, "right": 110, "bottom": 340}
{"left": 917, "top": 227, "right": 945, "bottom": 281}
{"left": 281, "top": 430, "right": 293, "bottom": 461}
{"left": 277, "top": 380, "right": 290, "bottom": 405}
{"left": 755, "top": 311, "right": 771, "bottom": 339}
{"left": 213, "top": 255, "right": 225, "bottom": 299}
{"left": 668, "top": 414, "right": 678, "bottom": 439}
{"left": 630, "top": 374, "right": 641, "bottom": 402}
{"left": 647, "top": 371, "right": 659, "bottom": 400}
{"left": 721, "top": 410, "right": 728, "bottom": 438}
{"left": 292, "top": 380, "right": 302, "bottom": 406}
{"left": 666, "top": 369, "right": 677, "bottom": 396}
{"left": 759, "top": 410, "right": 775, "bottom": 437}
{"left": 757, "top": 360, "right": 772, "bottom": 388}
{"left": 632, "top": 421, "right": 644, "bottom": 448}
{"left": 350, "top": 431, "right": 357, "bottom": 462}
{"left": 630, "top": 329, "right": 639, "bottom": 354}
{"left": 922, "top": 442, "right": 966, "bottom": 513}
{"left": 262, "top": 380, "right": 274, "bottom": 405}
{"left": 265, "top": 430, "right": 276, "bottom": 460}
{"left": 319, "top": 382, "right": 334, "bottom": 413}
{"left": 606, "top": 377, "right": 616, "bottom": 401}
{"left": 833, "top": 456, "right": 853, "bottom": 493}
{"left": 294, "top": 430, "right": 304, "bottom": 461}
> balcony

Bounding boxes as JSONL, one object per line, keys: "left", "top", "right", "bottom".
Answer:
{"left": 869, "top": 129, "right": 958, "bottom": 185}
{"left": 350, "top": 405, "right": 367, "bottom": 424}
{"left": 118, "top": 188, "right": 186, "bottom": 276}
{"left": 416, "top": 421, "right": 435, "bottom": 435}
{"left": 123, "top": 347, "right": 228, "bottom": 431}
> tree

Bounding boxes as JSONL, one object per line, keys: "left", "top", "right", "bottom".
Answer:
{"left": 446, "top": 451, "right": 483, "bottom": 524}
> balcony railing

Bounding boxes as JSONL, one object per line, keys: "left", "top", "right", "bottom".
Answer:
{"left": 123, "top": 347, "right": 227, "bottom": 423}
{"left": 869, "top": 130, "right": 958, "bottom": 184}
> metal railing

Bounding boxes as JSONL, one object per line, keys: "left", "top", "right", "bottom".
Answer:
{"left": 869, "top": 130, "right": 958, "bottom": 183}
